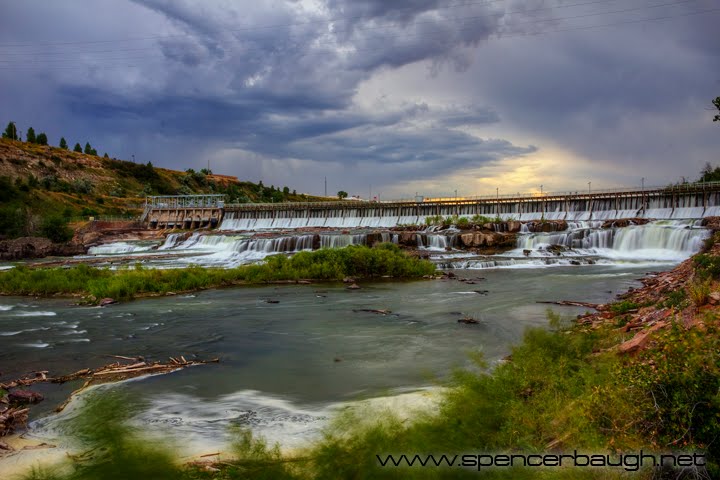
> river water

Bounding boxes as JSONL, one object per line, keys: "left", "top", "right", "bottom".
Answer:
{"left": 0, "top": 219, "right": 709, "bottom": 461}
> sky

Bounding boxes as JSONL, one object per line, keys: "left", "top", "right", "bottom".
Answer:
{"left": 0, "top": 0, "right": 718, "bottom": 199}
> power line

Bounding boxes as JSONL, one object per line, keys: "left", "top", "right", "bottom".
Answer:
{"left": 0, "top": 0, "right": 694, "bottom": 59}
{"left": 0, "top": 3, "right": 714, "bottom": 71}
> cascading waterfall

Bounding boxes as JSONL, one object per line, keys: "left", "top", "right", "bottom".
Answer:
{"left": 319, "top": 234, "right": 366, "bottom": 248}
{"left": 515, "top": 220, "right": 706, "bottom": 259}
{"left": 87, "top": 241, "right": 159, "bottom": 255}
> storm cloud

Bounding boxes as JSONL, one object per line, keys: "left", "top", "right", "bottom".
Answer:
{"left": 0, "top": 0, "right": 717, "bottom": 197}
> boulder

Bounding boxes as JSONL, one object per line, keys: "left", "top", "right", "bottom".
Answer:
{"left": 507, "top": 221, "right": 522, "bottom": 233}
{"left": 459, "top": 233, "right": 475, "bottom": 247}
{"left": 346, "top": 283, "right": 361, "bottom": 290}
{"left": 8, "top": 389, "right": 44, "bottom": 404}
{"left": 398, "top": 232, "right": 417, "bottom": 247}
{"left": 709, "top": 292, "right": 720, "bottom": 305}
{"left": 99, "top": 298, "right": 117, "bottom": 307}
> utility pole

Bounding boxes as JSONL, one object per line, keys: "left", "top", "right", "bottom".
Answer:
{"left": 132, "top": 154, "right": 135, "bottom": 164}
{"left": 540, "top": 185, "right": 543, "bottom": 196}
{"left": 324, "top": 176, "right": 327, "bottom": 197}
{"left": 496, "top": 187, "right": 499, "bottom": 217}
{"left": 641, "top": 177, "right": 645, "bottom": 212}
{"left": 588, "top": 181, "right": 591, "bottom": 195}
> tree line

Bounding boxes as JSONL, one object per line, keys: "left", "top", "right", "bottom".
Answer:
{"left": 3, "top": 121, "right": 104, "bottom": 157}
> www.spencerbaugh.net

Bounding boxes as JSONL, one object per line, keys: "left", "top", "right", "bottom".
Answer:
{"left": 376, "top": 450, "right": 706, "bottom": 472}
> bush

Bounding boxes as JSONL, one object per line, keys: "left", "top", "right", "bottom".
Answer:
{"left": 688, "top": 279, "right": 711, "bottom": 307}
{"left": 39, "top": 215, "right": 73, "bottom": 243}
{"left": 694, "top": 253, "right": 720, "bottom": 278}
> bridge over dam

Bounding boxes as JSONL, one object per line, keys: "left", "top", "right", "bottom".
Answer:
{"left": 143, "top": 183, "right": 720, "bottom": 230}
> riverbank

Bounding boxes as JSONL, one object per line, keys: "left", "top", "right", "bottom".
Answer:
{"left": 0, "top": 244, "right": 437, "bottom": 302}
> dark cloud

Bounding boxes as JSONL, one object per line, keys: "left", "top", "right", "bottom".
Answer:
{"left": 0, "top": 0, "right": 716, "bottom": 195}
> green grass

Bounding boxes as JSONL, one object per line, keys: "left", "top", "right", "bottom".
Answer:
{"left": 0, "top": 243, "right": 437, "bottom": 302}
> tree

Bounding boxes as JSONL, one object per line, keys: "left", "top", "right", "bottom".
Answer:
{"left": 84, "top": 142, "right": 92, "bottom": 154}
{"left": 73, "top": 143, "right": 82, "bottom": 152}
{"left": 26, "top": 127, "right": 36, "bottom": 144}
{"left": 699, "top": 162, "right": 720, "bottom": 182}
{"left": 200, "top": 168, "right": 212, "bottom": 175}
{"left": 713, "top": 96, "right": 720, "bottom": 122}
{"left": 103, "top": 153, "right": 109, "bottom": 158}
{"left": 36, "top": 132, "right": 48, "bottom": 145}
{"left": 2, "top": 121, "right": 18, "bottom": 140}
{"left": 59, "top": 137, "right": 68, "bottom": 149}
{"left": 40, "top": 214, "right": 73, "bottom": 243}
{"left": 337, "top": 190, "right": 348, "bottom": 199}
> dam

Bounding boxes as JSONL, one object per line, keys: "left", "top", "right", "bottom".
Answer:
{"left": 141, "top": 183, "right": 720, "bottom": 230}
{"left": 219, "top": 183, "right": 720, "bottom": 231}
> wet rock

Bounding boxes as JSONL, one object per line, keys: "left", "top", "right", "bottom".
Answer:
{"left": 8, "top": 390, "right": 44, "bottom": 404}
{"left": 398, "top": 232, "right": 417, "bottom": 247}
{"left": 263, "top": 299, "right": 279, "bottom": 304}
{"left": 99, "top": 298, "right": 117, "bottom": 307}
{"left": 546, "top": 244, "right": 566, "bottom": 256}
{"left": 346, "top": 283, "right": 361, "bottom": 290}
{"left": 342, "top": 277, "right": 356, "bottom": 283}
{"left": 523, "top": 249, "right": 532, "bottom": 257}
{"left": 507, "top": 221, "right": 522, "bottom": 233}
{"left": 458, "top": 316, "right": 480, "bottom": 324}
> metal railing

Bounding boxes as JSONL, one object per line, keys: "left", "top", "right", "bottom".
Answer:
{"left": 145, "top": 194, "right": 225, "bottom": 208}
{"left": 223, "top": 181, "right": 720, "bottom": 209}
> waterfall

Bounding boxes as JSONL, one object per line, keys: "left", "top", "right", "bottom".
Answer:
{"left": 87, "top": 241, "right": 159, "bottom": 255}
{"left": 514, "top": 220, "right": 708, "bottom": 261}
{"left": 319, "top": 234, "right": 366, "bottom": 248}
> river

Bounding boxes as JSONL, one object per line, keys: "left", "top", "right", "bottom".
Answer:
{"left": 0, "top": 219, "right": 709, "bottom": 464}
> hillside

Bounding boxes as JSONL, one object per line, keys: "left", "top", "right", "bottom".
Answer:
{"left": 0, "top": 138, "right": 323, "bottom": 240}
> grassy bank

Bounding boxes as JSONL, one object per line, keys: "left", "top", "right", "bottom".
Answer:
{"left": 0, "top": 244, "right": 437, "bottom": 301}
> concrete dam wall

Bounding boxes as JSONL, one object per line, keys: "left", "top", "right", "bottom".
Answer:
{"left": 219, "top": 186, "right": 720, "bottom": 231}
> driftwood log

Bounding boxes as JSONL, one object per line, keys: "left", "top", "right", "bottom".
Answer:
{"left": 537, "top": 300, "right": 606, "bottom": 310}
{"left": 0, "top": 355, "right": 219, "bottom": 436}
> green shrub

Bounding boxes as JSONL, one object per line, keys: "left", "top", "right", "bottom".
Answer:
{"left": 0, "top": 244, "right": 436, "bottom": 301}
{"left": 39, "top": 214, "right": 73, "bottom": 243}
{"left": 608, "top": 300, "right": 639, "bottom": 315}
{"left": 694, "top": 253, "right": 720, "bottom": 278}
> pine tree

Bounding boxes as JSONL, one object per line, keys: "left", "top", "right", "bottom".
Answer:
{"left": 26, "top": 127, "right": 36, "bottom": 144}
{"left": 2, "top": 121, "right": 18, "bottom": 140}
{"left": 73, "top": 143, "right": 82, "bottom": 153}
{"left": 36, "top": 132, "right": 48, "bottom": 145}
{"left": 59, "top": 137, "right": 68, "bottom": 149}
{"left": 84, "top": 142, "right": 93, "bottom": 154}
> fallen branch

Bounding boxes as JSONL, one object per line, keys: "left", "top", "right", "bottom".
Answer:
{"left": 537, "top": 300, "right": 605, "bottom": 310}
{"left": 0, "top": 356, "right": 220, "bottom": 426}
